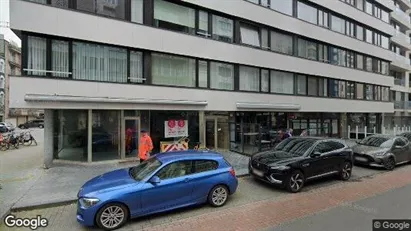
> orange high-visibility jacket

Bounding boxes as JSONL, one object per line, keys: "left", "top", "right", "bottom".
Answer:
{"left": 138, "top": 135, "right": 153, "bottom": 160}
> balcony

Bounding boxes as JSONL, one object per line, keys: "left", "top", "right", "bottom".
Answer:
{"left": 394, "top": 78, "right": 406, "bottom": 86}
{"left": 392, "top": 7, "right": 411, "bottom": 29}
{"left": 391, "top": 54, "right": 411, "bottom": 71}
{"left": 391, "top": 30, "right": 411, "bottom": 50}
{"left": 394, "top": 101, "right": 406, "bottom": 109}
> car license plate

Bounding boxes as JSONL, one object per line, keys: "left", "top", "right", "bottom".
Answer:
{"left": 355, "top": 156, "right": 367, "bottom": 162}
{"left": 253, "top": 169, "right": 264, "bottom": 177}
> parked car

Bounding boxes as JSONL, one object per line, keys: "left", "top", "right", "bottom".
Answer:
{"left": 76, "top": 150, "right": 238, "bottom": 230}
{"left": 0, "top": 124, "right": 8, "bottom": 133}
{"left": 18, "top": 119, "right": 44, "bottom": 129}
{"left": 398, "top": 132, "right": 411, "bottom": 142}
{"left": 0, "top": 122, "right": 15, "bottom": 132}
{"left": 352, "top": 134, "right": 411, "bottom": 170}
{"left": 249, "top": 137, "right": 353, "bottom": 193}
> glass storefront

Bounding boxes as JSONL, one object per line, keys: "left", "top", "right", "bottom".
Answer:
{"left": 347, "top": 113, "right": 382, "bottom": 139}
{"left": 92, "top": 110, "right": 120, "bottom": 161}
{"left": 290, "top": 113, "right": 339, "bottom": 137}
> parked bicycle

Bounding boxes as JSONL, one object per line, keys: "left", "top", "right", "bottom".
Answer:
{"left": 1, "top": 131, "right": 19, "bottom": 150}
{"left": 18, "top": 130, "right": 37, "bottom": 146}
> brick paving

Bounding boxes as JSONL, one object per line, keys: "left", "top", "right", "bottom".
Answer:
{"left": 144, "top": 165, "right": 411, "bottom": 231}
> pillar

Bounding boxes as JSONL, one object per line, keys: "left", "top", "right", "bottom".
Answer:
{"left": 43, "top": 109, "right": 54, "bottom": 169}
{"left": 340, "top": 113, "right": 348, "bottom": 139}
{"left": 199, "top": 111, "right": 205, "bottom": 145}
{"left": 87, "top": 109, "right": 92, "bottom": 163}
{"left": 381, "top": 113, "right": 385, "bottom": 134}
{"left": 120, "top": 110, "right": 125, "bottom": 159}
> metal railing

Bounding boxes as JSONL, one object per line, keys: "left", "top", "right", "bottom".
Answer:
{"left": 394, "top": 78, "right": 406, "bottom": 86}
{"left": 394, "top": 30, "right": 411, "bottom": 44}
{"left": 394, "top": 7, "right": 411, "bottom": 23}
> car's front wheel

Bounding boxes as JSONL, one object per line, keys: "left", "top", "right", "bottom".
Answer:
{"left": 384, "top": 157, "right": 396, "bottom": 171}
{"left": 286, "top": 170, "right": 305, "bottom": 193}
{"left": 339, "top": 161, "right": 352, "bottom": 181}
{"left": 208, "top": 185, "right": 229, "bottom": 207}
{"left": 95, "top": 203, "right": 129, "bottom": 230}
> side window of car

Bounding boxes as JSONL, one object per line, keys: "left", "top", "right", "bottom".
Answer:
{"left": 156, "top": 161, "right": 192, "bottom": 180}
{"left": 328, "top": 141, "right": 345, "bottom": 151}
{"left": 313, "top": 142, "right": 332, "bottom": 154}
{"left": 394, "top": 138, "right": 406, "bottom": 147}
{"left": 194, "top": 160, "right": 218, "bottom": 173}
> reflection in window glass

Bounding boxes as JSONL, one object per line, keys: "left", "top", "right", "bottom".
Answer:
{"left": 366, "top": 85, "right": 374, "bottom": 100}
{"left": 356, "top": 0, "right": 364, "bottom": 10}
{"left": 197, "top": 11, "right": 209, "bottom": 37}
{"left": 239, "top": 66, "right": 260, "bottom": 92}
{"left": 92, "top": 110, "right": 119, "bottom": 161}
{"left": 307, "top": 77, "right": 318, "bottom": 96}
{"left": 318, "top": 10, "right": 328, "bottom": 27}
{"left": 328, "top": 80, "right": 339, "bottom": 97}
{"left": 271, "top": 31, "right": 293, "bottom": 55}
{"left": 365, "top": 0, "right": 373, "bottom": 15}
{"left": 347, "top": 82, "right": 355, "bottom": 99}
{"left": 365, "top": 56, "right": 373, "bottom": 72}
{"left": 151, "top": 53, "right": 196, "bottom": 87}
{"left": 365, "top": 29, "right": 373, "bottom": 43}
{"left": 198, "top": 60, "right": 208, "bottom": 88}
{"left": 154, "top": 0, "right": 195, "bottom": 34}
{"left": 339, "top": 81, "right": 346, "bottom": 98}
{"left": 330, "top": 47, "right": 346, "bottom": 66}
{"left": 356, "top": 54, "right": 364, "bottom": 69}
{"left": 261, "top": 28, "right": 269, "bottom": 49}
{"left": 356, "top": 25, "right": 364, "bottom": 40}
{"left": 331, "top": 15, "right": 345, "bottom": 34}
{"left": 319, "top": 44, "right": 329, "bottom": 63}
{"left": 356, "top": 83, "right": 364, "bottom": 99}
{"left": 212, "top": 15, "right": 234, "bottom": 43}
{"left": 298, "top": 38, "right": 317, "bottom": 60}
{"left": 296, "top": 75, "right": 307, "bottom": 95}
{"left": 261, "top": 69, "right": 269, "bottom": 92}
{"left": 270, "top": 70, "right": 294, "bottom": 94}
{"left": 131, "top": 0, "right": 143, "bottom": 23}
{"left": 319, "top": 78, "right": 328, "bottom": 96}
{"left": 210, "top": 62, "right": 234, "bottom": 90}
{"left": 129, "top": 51, "right": 143, "bottom": 83}
{"left": 297, "top": 1, "right": 318, "bottom": 24}
{"left": 240, "top": 24, "right": 260, "bottom": 47}
{"left": 51, "top": 0, "right": 68, "bottom": 8}
{"left": 77, "top": 0, "right": 126, "bottom": 19}
{"left": 381, "top": 36, "right": 389, "bottom": 49}
{"left": 270, "top": 0, "right": 293, "bottom": 15}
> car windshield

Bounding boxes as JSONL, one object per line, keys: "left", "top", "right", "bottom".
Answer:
{"left": 129, "top": 157, "right": 162, "bottom": 181}
{"left": 358, "top": 136, "right": 393, "bottom": 148}
{"left": 274, "top": 138, "right": 317, "bottom": 156}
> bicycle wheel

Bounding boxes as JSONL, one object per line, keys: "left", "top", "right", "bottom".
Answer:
{"left": 23, "top": 139, "right": 32, "bottom": 146}
{"left": 1, "top": 143, "right": 9, "bottom": 151}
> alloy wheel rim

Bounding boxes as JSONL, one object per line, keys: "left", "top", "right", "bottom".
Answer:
{"left": 387, "top": 159, "right": 395, "bottom": 169}
{"left": 290, "top": 173, "right": 303, "bottom": 191}
{"left": 342, "top": 163, "right": 352, "bottom": 179}
{"left": 212, "top": 187, "right": 227, "bottom": 206}
{"left": 100, "top": 205, "right": 124, "bottom": 228}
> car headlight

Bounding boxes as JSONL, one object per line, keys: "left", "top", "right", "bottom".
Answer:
{"left": 79, "top": 198, "right": 100, "bottom": 209}
{"left": 270, "top": 165, "right": 290, "bottom": 170}
{"left": 373, "top": 152, "right": 386, "bottom": 156}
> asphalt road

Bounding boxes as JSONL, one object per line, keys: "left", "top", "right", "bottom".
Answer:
{"left": 268, "top": 183, "right": 411, "bottom": 231}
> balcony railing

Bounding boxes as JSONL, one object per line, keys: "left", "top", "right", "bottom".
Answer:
{"left": 395, "top": 7, "right": 411, "bottom": 23}
{"left": 394, "top": 78, "right": 406, "bottom": 86}
{"left": 395, "top": 30, "right": 411, "bottom": 44}
{"left": 394, "top": 101, "right": 406, "bottom": 109}
{"left": 394, "top": 54, "right": 411, "bottom": 65}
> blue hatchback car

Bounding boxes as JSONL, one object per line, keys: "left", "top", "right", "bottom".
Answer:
{"left": 76, "top": 150, "right": 238, "bottom": 230}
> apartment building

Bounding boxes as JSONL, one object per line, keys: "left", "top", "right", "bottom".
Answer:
{"left": 8, "top": 0, "right": 394, "bottom": 165}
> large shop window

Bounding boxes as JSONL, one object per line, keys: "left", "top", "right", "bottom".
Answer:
{"left": 51, "top": 40, "right": 69, "bottom": 78}
{"left": 298, "top": 38, "right": 317, "bottom": 60}
{"left": 72, "top": 42, "right": 127, "bottom": 83}
{"left": 270, "top": 70, "right": 294, "bottom": 94}
{"left": 131, "top": 0, "right": 144, "bottom": 23}
{"left": 212, "top": 15, "right": 234, "bottom": 43}
{"left": 331, "top": 15, "right": 345, "bottom": 34}
{"left": 356, "top": 83, "right": 364, "bottom": 99}
{"left": 296, "top": 75, "right": 307, "bottom": 95}
{"left": 151, "top": 53, "right": 196, "bottom": 87}
{"left": 92, "top": 110, "right": 120, "bottom": 161}
{"left": 271, "top": 31, "right": 293, "bottom": 55}
{"left": 210, "top": 62, "right": 234, "bottom": 90}
{"left": 76, "top": 0, "right": 126, "bottom": 19}
{"left": 154, "top": 0, "right": 195, "bottom": 34}
{"left": 27, "top": 36, "right": 47, "bottom": 76}
{"left": 240, "top": 23, "right": 260, "bottom": 47}
{"left": 239, "top": 66, "right": 260, "bottom": 92}
{"left": 270, "top": 0, "right": 293, "bottom": 15}
{"left": 129, "top": 51, "right": 143, "bottom": 83}
{"left": 297, "top": 1, "right": 318, "bottom": 24}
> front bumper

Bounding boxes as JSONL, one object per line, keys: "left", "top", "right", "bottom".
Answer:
{"left": 248, "top": 163, "right": 287, "bottom": 185}
{"left": 353, "top": 153, "right": 388, "bottom": 167}
{"left": 76, "top": 200, "right": 100, "bottom": 227}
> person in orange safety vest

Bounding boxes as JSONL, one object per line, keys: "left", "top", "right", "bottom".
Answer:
{"left": 138, "top": 129, "right": 153, "bottom": 163}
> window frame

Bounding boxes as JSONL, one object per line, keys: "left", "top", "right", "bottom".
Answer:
{"left": 155, "top": 160, "right": 194, "bottom": 180}
{"left": 193, "top": 159, "right": 219, "bottom": 173}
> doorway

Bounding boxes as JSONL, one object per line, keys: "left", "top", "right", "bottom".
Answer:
{"left": 124, "top": 117, "right": 140, "bottom": 158}
{"left": 206, "top": 120, "right": 215, "bottom": 149}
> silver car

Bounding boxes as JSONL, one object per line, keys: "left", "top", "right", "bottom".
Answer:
{"left": 352, "top": 134, "right": 411, "bottom": 170}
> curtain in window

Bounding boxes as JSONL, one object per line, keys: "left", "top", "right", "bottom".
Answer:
{"left": 151, "top": 53, "right": 196, "bottom": 87}
{"left": 331, "top": 15, "right": 345, "bottom": 34}
{"left": 271, "top": 31, "right": 293, "bottom": 55}
{"left": 27, "top": 36, "right": 47, "bottom": 76}
{"left": 261, "top": 69, "right": 269, "bottom": 92}
{"left": 210, "top": 62, "right": 234, "bottom": 90}
{"left": 198, "top": 60, "right": 208, "bottom": 88}
{"left": 307, "top": 77, "right": 318, "bottom": 96}
{"left": 239, "top": 66, "right": 260, "bottom": 92}
{"left": 270, "top": 70, "right": 294, "bottom": 94}
{"left": 154, "top": 0, "right": 195, "bottom": 28}
{"left": 212, "top": 15, "right": 233, "bottom": 42}
{"left": 129, "top": 51, "right": 143, "bottom": 83}
{"left": 240, "top": 24, "right": 260, "bottom": 47}
{"left": 51, "top": 40, "right": 69, "bottom": 77}
{"left": 296, "top": 75, "right": 307, "bottom": 95}
{"left": 131, "top": 0, "right": 143, "bottom": 23}
{"left": 72, "top": 42, "right": 127, "bottom": 82}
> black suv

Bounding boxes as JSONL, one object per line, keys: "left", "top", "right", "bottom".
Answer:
{"left": 18, "top": 119, "right": 44, "bottom": 129}
{"left": 249, "top": 137, "right": 353, "bottom": 193}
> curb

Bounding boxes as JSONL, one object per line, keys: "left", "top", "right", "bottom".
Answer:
{"left": 10, "top": 199, "right": 78, "bottom": 213}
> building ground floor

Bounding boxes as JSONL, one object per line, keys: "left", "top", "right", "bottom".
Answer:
{"left": 43, "top": 109, "right": 385, "bottom": 164}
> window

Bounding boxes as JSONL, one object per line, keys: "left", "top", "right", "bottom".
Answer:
{"left": 27, "top": 36, "right": 47, "bottom": 76}
{"left": 339, "top": 81, "right": 346, "bottom": 98}
{"left": 131, "top": 0, "right": 143, "bottom": 23}
{"left": 270, "top": 0, "right": 293, "bottom": 15}
{"left": 347, "top": 51, "right": 355, "bottom": 68}
{"left": 296, "top": 75, "right": 307, "bottom": 95}
{"left": 374, "top": 6, "right": 381, "bottom": 19}
{"left": 151, "top": 53, "right": 196, "bottom": 87}
{"left": 72, "top": 42, "right": 127, "bottom": 82}
{"left": 270, "top": 31, "right": 293, "bottom": 55}
{"left": 198, "top": 60, "right": 208, "bottom": 88}
{"left": 154, "top": 0, "right": 195, "bottom": 34}
{"left": 318, "top": 44, "right": 329, "bottom": 63}
{"left": 374, "top": 33, "right": 381, "bottom": 47}
{"left": 382, "top": 87, "right": 389, "bottom": 101}
{"left": 328, "top": 80, "right": 339, "bottom": 97}
{"left": 375, "top": 86, "right": 381, "bottom": 101}
{"left": 365, "top": 56, "right": 373, "bottom": 72}
{"left": 157, "top": 161, "right": 193, "bottom": 179}
{"left": 365, "top": 0, "right": 373, "bottom": 14}
{"left": 270, "top": 70, "right": 294, "bottom": 94}
{"left": 307, "top": 77, "right": 318, "bottom": 96}
{"left": 347, "top": 81, "right": 355, "bottom": 99}
{"left": 313, "top": 142, "right": 333, "bottom": 153}
{"left": 365, "top": 29, "right": 373, "bottom": 43}
{"left": 239, "top": 66, "right": 260, "bottom": 92}
{"left": 76, "top": 0, "right": 125, "bottom": 19}
{"left": 261, "top": 0, "right": 269, "bottom": 7}
{"left": 394, "top": 138, "right": 406, "bottom": 147}
{"left": 297, "top": 1, "right": 318, "bottom": 24}
{"left": 381, "top": 35, "right": 389, "bottom": 49}
{"left": 194, "top": 160, "right": 218, "bottom": 173}
{"left": 331, "top": 15, "right": 345, "bottom": 34}
{"left": 319, "top": 78, "right": 328, "bottom": 96}
{"left": 261, "top": 28, "right": 269, "bottom": 49}
{"left": 51, "top": 40, "right": 69, "bottom": 77}
{"left": 373, "top": 59, "right": 381, "bottom": 73}
{"left": 365, "top": 85, "right": 374, "bottom": 100}
{"left": 129, "top": 51, "right": 143, "bottom": 83}
{"left": 356, "top": 0, "right": 364, "bottom": 10}
{"left": 298, "top": 38, "right": 317, "bottom": 60}
{"left": 212, "top": 15, "right": 234, "bottom": 43}
{"left": 356, "top": 83, "right": 364, "bottom": 99}
{"left": 51, "top": 0, "right": 68, "bottom": 8}
{"left": 356, "top": 54, "right": 364, "bottom": 69}
{"left": 345, "top": 21, "right": 355, "bottom": 37}
{"left": 210, "top": 62, "right": 234, "bottom": 90}
{"left": 240, "top": 23, "right": 260, "bottom": 47}
{"left": 261, "top": 69, "right": 269, "bottom": 92}
{"left": 197, "top": 11, "right": 209, "bottom": 37}
{"left": 356, "top": 25, "right": 364, "bottom": 40}
{"left": 330, "top": 47, "right": 346, "bottom": 66}
{"left": 381, "top": 10, "right": 389, "bottom": 23}
{"left": 318, "top": 10, "right": 329, "bottom": 27}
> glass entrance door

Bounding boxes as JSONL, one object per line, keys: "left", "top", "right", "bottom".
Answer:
{"left": 125, "top": 117, "right": 140, "bottom": 158}
{"left": 206, "top": 120, "right": 215, "bottom": 149}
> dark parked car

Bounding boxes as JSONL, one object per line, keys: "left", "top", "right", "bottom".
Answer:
{"left": 352, "top": 134, "right": 411, "bottom": 170}
{"left": 249, "top": 137, "right": 353, "bottom": 193}
{"left": 18, "top": 119, "right": 44, "bottom": 129}
{"left": 398, "top": 132, "right": 411, "bottom": 142}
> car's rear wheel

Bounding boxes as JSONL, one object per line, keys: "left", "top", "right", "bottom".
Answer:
{"left": 208, "top": 185, "right": 229, "bottom": 207}
{"left": 95, "top": 203, "right": 128, "bottom": 230}
{"left": 384, "top": 157, "right": 395, "bottom": 171}
{"left": 286, "top": 170, "right": 304, "bottom": 193}
{"left": 339, "top": 161, "right": 352, "bottom": 181}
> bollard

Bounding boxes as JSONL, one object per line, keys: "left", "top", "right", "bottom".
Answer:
{"left": 373, "top": 126, "right": 376, "bottom": 134}
{"left": 348, "top": 125, "right": 351, "bottom": 139}
{"left": 355, "top": 126, "right": 358, "bottom": 140}
{"left": 364, "top": 126, "right": 367, "bottom": 138}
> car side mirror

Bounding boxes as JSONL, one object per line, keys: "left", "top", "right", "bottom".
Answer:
{"left": 310, "top": 151, "right": 321, "bottom": 158}
{"left": 149, "top": 176, "right": 160, "bottom": 184}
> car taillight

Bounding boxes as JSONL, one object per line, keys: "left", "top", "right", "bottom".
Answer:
{"left": 229, "top": 168, "right": 236, "bottom": 177}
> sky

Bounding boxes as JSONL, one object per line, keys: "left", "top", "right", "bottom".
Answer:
{"left": 0, "top": 0, "right": 21, "bottom": 46}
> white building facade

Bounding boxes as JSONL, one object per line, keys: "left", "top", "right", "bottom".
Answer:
{"left": 9, "top": 0, "right": 395, "bottom": 166}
